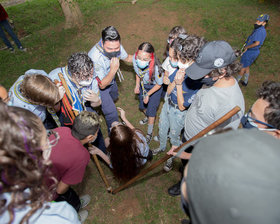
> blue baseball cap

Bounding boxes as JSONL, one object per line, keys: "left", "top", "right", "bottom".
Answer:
{"left": 257, "top": 14, "right": 269, "bottom": 22}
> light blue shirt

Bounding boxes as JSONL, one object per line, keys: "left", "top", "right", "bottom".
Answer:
{"left": 9, "top": 69, "right": 48, "bottom": 121}
{"left": 88, "top": 39, "right": 128, "bottom": 83}
{"left": 0, "top": 192, "right": 80, "bottom": 224}
{"left": 132, "top": 55, "right": 163, "bottom": 85}
{"left": 48, "top": 66, "right": 100, "bottom": 112}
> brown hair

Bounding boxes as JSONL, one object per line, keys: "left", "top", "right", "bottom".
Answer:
{"left": 164, "top": 26, "right": 187, "bottom": 58}
{"left": 209, "top": 60, "right": 242, "bottom": 78}
{"left": 0, "top": 102, "right": 56, "bottom": 224}
{"left": 107, "top": 125, "right": 144, "bottom": 182}
{"left": 20, "top": 74, "right": 60, "bottom": 108}
{"left": 176, "top": 34, "right": 207, "bottom": 63}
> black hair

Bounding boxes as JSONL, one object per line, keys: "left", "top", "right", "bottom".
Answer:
{"left": 137, "top": 42, "right": 163, "bottom": 82}
{"left": 256, "top": 81, "right": 280, "bottom": 129}
{"left": 102, "top": 26, "right": 121, "bottom": 43}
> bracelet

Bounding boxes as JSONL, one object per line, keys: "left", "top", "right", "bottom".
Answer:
{"left": 176, "top": 84, "right": 182, "bottom": 86}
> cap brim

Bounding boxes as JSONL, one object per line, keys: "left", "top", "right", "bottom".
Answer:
{"left": 186, "top": 62, "right": 213, "bottom": 80}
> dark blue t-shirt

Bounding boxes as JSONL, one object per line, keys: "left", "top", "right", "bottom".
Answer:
{"left": 168, "top": 69, "right": 203, "bottom": 108}
{"left": 245, "top": 26, "right": 266, "bottom": 50}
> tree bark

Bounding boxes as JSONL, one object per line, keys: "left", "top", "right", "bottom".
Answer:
{"left": 58, "top": 0, "right": 83, "bottom": 29}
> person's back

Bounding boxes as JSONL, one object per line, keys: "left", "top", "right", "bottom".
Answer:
{"left": 49, "top": 127, "right": 90, "bottom": 185}
{"left": 184, "top": 78, "right": 244, "bottom": 140}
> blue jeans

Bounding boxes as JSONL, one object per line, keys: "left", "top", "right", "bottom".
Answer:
{"left": 159, "top": 100, "right": 187, "bottom": 150}
{"left": 0, "top": 19, "right": 22, "bottom": 49}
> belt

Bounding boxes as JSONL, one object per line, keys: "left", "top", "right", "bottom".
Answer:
{"left": 168, "top": 97, "right": 179, "bottom": 110}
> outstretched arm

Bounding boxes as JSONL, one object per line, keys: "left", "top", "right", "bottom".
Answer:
{"left": 88, "top": 145, "right": 111, "bottom": 166}
{"left": 117, "top": 107, "right": 134, "bottom": 130}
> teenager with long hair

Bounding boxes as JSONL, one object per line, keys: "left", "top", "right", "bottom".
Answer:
{"left": 0, "top": 102, "right": 80, "bottom": 224}
{"left": 90, "top": 107, "right": 152, "bottom": 182}
{"left": 133, "top": 42, "right": 164, "bottom": 143}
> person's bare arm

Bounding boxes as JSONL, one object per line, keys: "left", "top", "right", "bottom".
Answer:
{"left": 123, "top": 54, "right": 133, "bottom": 63}
{"left": 174, "top": 69, "right": 186, "bottom": 111}
{"left": 56, "top": 181, "right": 70, "bottom": 194}
{"left": 134, "top": 75, "right": 140, "bottom": 94}
{"left": 117, "top": 107, "right": 135, "bottom": 130}
{"left": 88, "top": 146, "right": 111, "bottom": 166}
{"left": 99, "top": 58, "right": 120, "bottom": 89}
{"left": 243, "top": 41, "right": 261, "bottom": 54}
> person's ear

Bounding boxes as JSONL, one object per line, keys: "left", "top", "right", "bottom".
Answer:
{"left": 86, "top": 135, "right": 95, "bottom": 143}
{"left": 272, "top": 129, "right": 280, "bottom": 139}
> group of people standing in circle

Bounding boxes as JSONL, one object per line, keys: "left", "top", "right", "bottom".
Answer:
{"left": 1, "top": 14, "right": 280, "bottom": 224}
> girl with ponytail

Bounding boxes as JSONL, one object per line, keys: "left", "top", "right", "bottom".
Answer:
{"left": 133, "top": 42, "right": 164, "bottom": 144}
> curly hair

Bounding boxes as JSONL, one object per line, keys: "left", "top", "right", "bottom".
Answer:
{"left": 20, "top": 74, "right": 60, "bottom": 108}
{"left": 136, "top": 42, "right": 163, "bottom": 82}
{"left": 175, "top": 35, "right": 207, "bottom": 63}
{"left": 67, "top": 52, "right": 94, "bottom": 82}
{"left": 0, "top": 102, "right": 56, "bottom": 224}
{"left": 256, "top": 81, "right": 280, "bottom": 129}
{"left": 107, "top": 125, "right": 144, "bottom": 182}
{"left": 208, "top": 59, "right": 242, "bottom": 78}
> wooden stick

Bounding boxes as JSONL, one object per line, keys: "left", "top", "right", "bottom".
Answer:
{"left": 112, "top": 106, "right": 241, "bottom": 194}
{"left": 57, "top": 73, "right": 112, "bottom": 191}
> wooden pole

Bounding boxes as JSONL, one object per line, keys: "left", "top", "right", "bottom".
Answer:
{"left": 57, "top": 73, "right": 112, "bottom": 192}
{"left": 112, "top": 106, "right": 241, "bottom": 194}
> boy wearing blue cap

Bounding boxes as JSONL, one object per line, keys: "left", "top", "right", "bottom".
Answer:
{"left": 237, "top": 14, "right": 269, "bottom": 86}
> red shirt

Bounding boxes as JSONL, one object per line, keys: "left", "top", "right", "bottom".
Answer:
{"left": 0, "top": 4, "right": 8, "bottom": 21}
{"left": 49, "top": 127, "right": 90, "bottom": 186}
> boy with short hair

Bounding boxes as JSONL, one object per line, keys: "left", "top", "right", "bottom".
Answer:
{"left": 237, "top": 14, "right": 269, "bottom": 86}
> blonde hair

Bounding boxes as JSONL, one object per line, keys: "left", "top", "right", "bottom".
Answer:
{"left": 20, "top": 74, "right": 60, "bottom": 107}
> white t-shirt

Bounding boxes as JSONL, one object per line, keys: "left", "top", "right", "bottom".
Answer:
{"left": 162, "top": 56, "right": 177, "bottom": 76}
{"left": 0, "top": 192, "right": 80, "bottom": 224}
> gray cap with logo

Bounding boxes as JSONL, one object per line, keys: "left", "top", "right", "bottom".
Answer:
{"left": 185, "top": 129, "right": 280, "bottom": 224}
{"left": 186, "top": 40, "right": 236, "bottom": 80}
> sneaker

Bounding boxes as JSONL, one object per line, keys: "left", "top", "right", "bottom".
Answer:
{"left": 78, "top": 210, "right": 88, "bottom": 223}
{"left": 153, "top": 135, "right": 159, "bottom": 142}
{"left": 9, "top": 47, "right": 15, "bottom": 53}
{"left": 168, "top": 180, "right": 181, "bottom": 196}
{"left": 152, "top": 147, "right": 165, "bottom": 155}
{"left": 163, "top": 158, "right": 173, "bottom": 172}
{"left": 139, "top": 117, "right": 148, "bottom": 125}
{"left": 80, "top": 194, "right": 91, "bottom": 209}
{"left": 19, "top": 46, "right": 27, "bottom": 52}
{"left": 240, "top": 80, "right": 248, "bottom": 87}
{"left": 146, "top": 133, "right": 152, "bottom": 144}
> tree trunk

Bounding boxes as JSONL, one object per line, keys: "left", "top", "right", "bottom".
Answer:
{"left": 58, "top": 0, "right": 83, "bottom": 29}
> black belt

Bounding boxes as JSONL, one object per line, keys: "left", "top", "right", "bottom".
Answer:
{"left": 168, "top": 97, "right": 179, "bottom": 109}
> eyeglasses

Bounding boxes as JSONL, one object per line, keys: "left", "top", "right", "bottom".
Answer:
{"left": 246, "top": 108, "right": 277, "bottom": 129}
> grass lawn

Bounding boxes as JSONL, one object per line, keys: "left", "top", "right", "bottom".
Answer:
{"left": 0, "top": 0, "right": 279, "bottom": 223}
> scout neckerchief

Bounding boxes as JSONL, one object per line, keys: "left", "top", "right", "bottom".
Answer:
{"left": 137, "top": 66, "right": 150, "bottom": 98}
{"left": 96, "top": 40, "right": 124, "bottom": 82}
{"left": 49, "top": 66, "right": 88, "bottom": 127}
{"left": 14, "top": 80, "right": 33, "bottom": 105}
